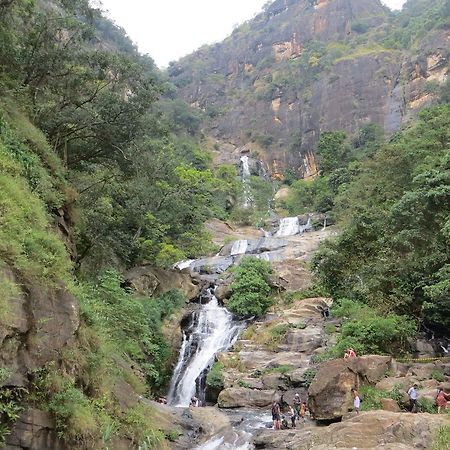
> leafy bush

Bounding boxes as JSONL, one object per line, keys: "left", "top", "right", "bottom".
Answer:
{"left": 227, "top": 257, "right": 273, "bottom": 317}
{"left": 327, "top": 299, "right": 416, "bottom": 357}
{"left": 78, "top": 272, "right": 185, "bottom": 390}
{"left": 303, "top": 369, "right": 317, "bottom": 388}
{"left": 206, "top": 362, "right": 225, "bottom": 391}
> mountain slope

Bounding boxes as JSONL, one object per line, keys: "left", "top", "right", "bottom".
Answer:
{"left": 169, "top": 0, "right": 450, "bottom": 178}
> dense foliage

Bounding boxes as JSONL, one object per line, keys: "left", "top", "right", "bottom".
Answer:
{"left": 312, "top": 103, "right": 450, "bottom": 331}
{"left": 227, "top": 257, "right": 274, "bottom": 317}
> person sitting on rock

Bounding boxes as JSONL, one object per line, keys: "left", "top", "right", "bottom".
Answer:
{"left": 271, "top": 401, "right": 281, "bottom": 430}
{"left": 190, "top": 396, "right": 200, "bottom": 407}
{"left": 407, "top": 384, "right": 418, "bottom": 413}
{"left": 436, "top": 388, "right": 449, "bottom": 413}
{"left": 351, "top": 387, "right": 361, "bottom": 414}
{"left": 344, "top": 348, "right": 357, "bottom": 358}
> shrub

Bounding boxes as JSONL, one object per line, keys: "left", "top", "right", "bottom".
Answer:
{"left": 303, "top": 369, "right": 317, "bottom": 388}
{"left": 227, "top": 257, "right": 273, "bottom": 317}
{"left": 206, "top": 362, "right": 225, "bottom": 391}
{"left": 329, "top": 299, "right": 416, "bottom": 357}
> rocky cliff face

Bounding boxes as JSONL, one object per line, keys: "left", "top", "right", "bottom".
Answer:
{"left": 169, "top": 0, "right": 449, "bottom": 178}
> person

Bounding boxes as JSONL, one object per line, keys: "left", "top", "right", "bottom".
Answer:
{"left": 281, "top": 414, "right": 289, "bottom": 429}
{"left": 300, "top": 401, "right": 307, "bottom": 423}
{"left": 351, "top": 387, "right": 361, "bottom": 414}
{"left": 190, "top": 396, "right": 200, "bottom": 407}
{"left": 293, "top": 393, "right": 301, "bottom": 421}
{"left": 436, "top": 388, "right": 449, "bottom": 414}
{"left": 407, "top": 384, "right": 418, "bottom": 413}
{"left": 286, "top": 405, "right": 296, "bottom": 428}
{"left": 344, "top": 348, "right": 356, "bottom": 358}
{"left": 271, "top": 401, "right": 281, "bottom": 430}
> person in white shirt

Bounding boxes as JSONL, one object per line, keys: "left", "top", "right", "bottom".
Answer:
{"left": 407, "top": 384, "right": 418, "bottom": 412}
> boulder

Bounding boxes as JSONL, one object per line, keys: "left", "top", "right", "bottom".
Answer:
{"left": 215, "top": 283, "right": 232, "bottom": 301}
{"left": 5, "top": 408, "right": 65, "bottom": 450}
{"left": 277, "top": 326, "right": 324, "bottom": 354}
{"left": 381, "top": 398, "right": 401, "bottom": 412}
{"left": 308, "top": 356, "right": 393, "bottom": 420}
{"left": 253, "top": 411, "right": 448, "bottom": 449}
{"left": 124, "top": 265, "right": 204, "bottom": 300}
{"left": 218, "top": 387, "right": 276, "bottom": 408}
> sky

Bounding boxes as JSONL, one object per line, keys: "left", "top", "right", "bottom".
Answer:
{"left": 100, "top": 0, "right": 408, "bottom": 68}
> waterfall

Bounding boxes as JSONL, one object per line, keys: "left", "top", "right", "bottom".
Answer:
{"left": 231, "top": 239, "right": 248, "bottom": 256}
{"left": 299, "top": 216, "right": 312, "bottom": 233}
{"left": 167, "top": 290, "right": 243, "bottom": 407}
{"left": 240, "top": 155, "right": 252, "bottom": 208}
{"left": 275, "top": 217, "right": 300, "bottom": 237}
{"left": 174, "top": 259, "right": 195, "bottom": 270}
{"left": 241, "top": 155, "right": 250, "bottom": 178}
{"left": 275, "top": 216, "right": 312, "bottom": 237}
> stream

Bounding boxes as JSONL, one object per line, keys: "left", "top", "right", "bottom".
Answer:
{"left": 168, "top": 216, "right": 314, "bottom": 448}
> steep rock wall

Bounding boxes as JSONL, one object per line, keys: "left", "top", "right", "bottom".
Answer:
{"left": 169, "top": 0, "right": 449, "bottom": 177}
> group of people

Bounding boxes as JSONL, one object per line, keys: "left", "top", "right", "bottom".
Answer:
{"left": 271, "top": 393, "right": 307, "bottom": 430}
{"left": 407, "top": 383, "right": 449, "bottom": 413}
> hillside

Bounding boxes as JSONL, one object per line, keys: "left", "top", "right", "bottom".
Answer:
{"left": 169, "top": 0, "right": 450, "bottom": 178}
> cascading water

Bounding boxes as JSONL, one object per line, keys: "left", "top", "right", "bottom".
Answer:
{"left": 275, "top": 217, "right": 300, "bottom": 237}
{"left": 240, "top": 155, "right": 253, "bottom": 208}
{"left": 167, "top": 289, "right": 244, "bottom": 407}
{"left": 276, "top": 216, "right": 312, "bottom": 237}
{"left": 231, "top": 239, "right": 248, "bottom": 256}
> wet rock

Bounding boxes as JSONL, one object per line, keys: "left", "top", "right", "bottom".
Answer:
{"left": 215, "top": 283, "right": 232, "bottom": 301}
{"left": 190, "top": 256, "right": 234, "bottom": 274}
{"left": 308, "top": 356, "right": 393, "bottom": 421}
{"left": 218, "top": 387, "right": 276, "bottom": 408}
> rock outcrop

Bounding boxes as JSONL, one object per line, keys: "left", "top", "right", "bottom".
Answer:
{"left": 308, "top": 356, "right": 394, "bottom": 420}
{"left": 170, "top": 0, "right": 449, "bottom": 177}
{"left": 0, "top": 267, "right": 79, "bottom": 387}
{"left": 124, "top": 265, "right": 204, "bottom": 301}
{"left": 253, "top": 411, "right": 448, "bottom": 449}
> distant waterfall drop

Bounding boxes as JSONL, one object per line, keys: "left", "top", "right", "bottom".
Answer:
{"left": 231, "top": 239, "right": 248, "bottom": 256}
{"left": 240, "top": 155, "right": 253, "bottom": 208}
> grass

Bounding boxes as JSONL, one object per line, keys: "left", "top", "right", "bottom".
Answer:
{"left": 432, "top": 424, "right": 450, "bottom": 450}
{"left": 0, "top": 170, "right": 72, "bottom": 284}
{"left": 0, "top": 266, "right": 19, "bottom": 326}
{"left": 333, "top": 44, "right": 394, "bottom": 63}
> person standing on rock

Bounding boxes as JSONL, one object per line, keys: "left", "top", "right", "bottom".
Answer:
{"left": 271, "top": 401, "right": 281, "bottom": 430}
{"left": 351, "top": 388, "right": 361, "bottom": 414}
{"left": 300, "top": 401, "right": 307, "bottom": 423}
{"left": 293, "top": 393, "right": 301, "bottom": 422}
{"left": 407, "top": 384, "right": 418, "bottom": 413}
{"left": 436, "top": 388, "right": 448, "bottom": 413}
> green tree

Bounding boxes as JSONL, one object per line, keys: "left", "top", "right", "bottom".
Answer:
{"left": 227, "top": 257, "right": 273, "bottom": 317}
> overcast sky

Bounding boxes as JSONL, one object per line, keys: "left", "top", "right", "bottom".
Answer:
{"left": 100, "top": 0, "right": 408, "bottom": 68}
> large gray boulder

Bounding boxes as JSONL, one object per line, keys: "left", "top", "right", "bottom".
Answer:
{"left": 308, "top": 356, "right": 393, "bottom": 421}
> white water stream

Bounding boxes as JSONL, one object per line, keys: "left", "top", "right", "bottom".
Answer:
{"left": 231, "top": 239, "right": 248, "bottom": 255}
{"left": 167, "top": 291, "right": 244, "bottom": 407}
